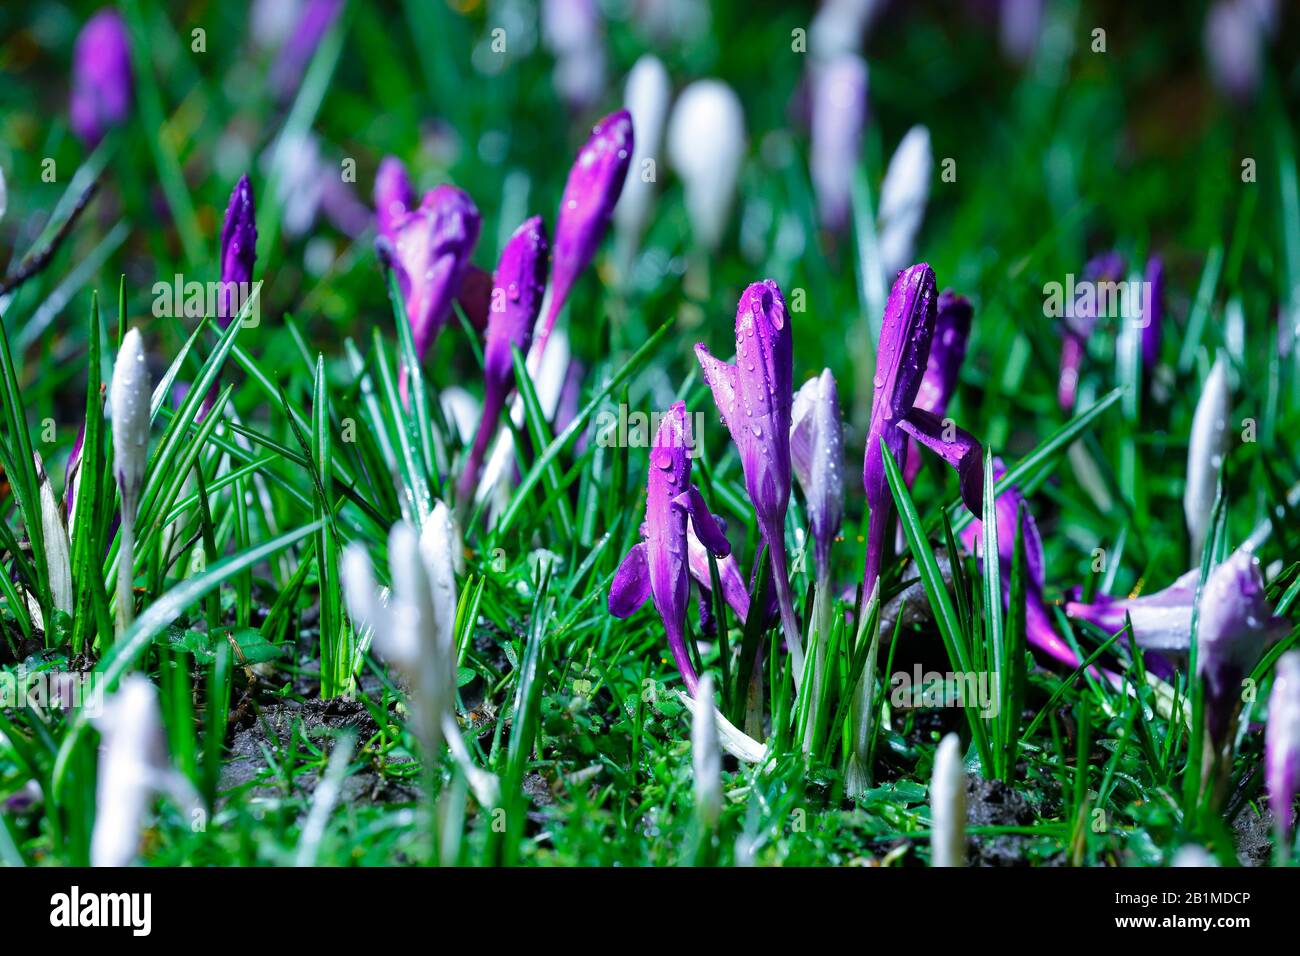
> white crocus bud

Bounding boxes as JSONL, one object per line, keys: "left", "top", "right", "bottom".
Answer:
{"left": 877, "top": 125, "right": 932, "bottom": 280}
{"left": 92, "top": 676, "right": 196, "bottom": 867}
{"left": 36, "top": 455, "right": 73, "bottom": 615}
{"left": 109, "top": 328, "right": 151, "bottom": 634}
{"left": 930, "top": 732, "right": 967, "bottom": 867}
{"left": 809, "top": 0, "right": 883, "bottom": 59}
{"left": 810, "top": 55, "right": 869, "bottom": 234}
{"left": 1183, "top": 355, "right": 1230, "bottom": 557}
{"left": 667, "top": 80, "right": 746, "bottom": 252}
{"left": 692, "top": 674, "right": 722, "bottom": 829}
{"left": 440, "top": 386, "right": 481, "bottom": 447}
{"left": 1171, "top": 845, "right": 1219, "bottom": 867}
{"left": 614, "top": 54, "right": 671, "bottom": 255}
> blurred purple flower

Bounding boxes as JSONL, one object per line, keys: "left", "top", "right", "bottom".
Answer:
{"left": 541, "top": 0, "right": 607, "bottom": 112}
{"left": 810, "top": 54, "right": 868, "bottom": 233}
{"left": 1141, "top": 256, "right": 1164, "bottom": 371}
{"left": 70, "top": 9, "right": 133, "bottom": 149}
{"left": 609, "top": 402, "right": 731, "bottom": 693}
{"left": 1065, "top": 568, "right": 1199, "bottom": 656}
{"left": 458, "top": 216, "right": 549, "bottom": 505}
{"left": 532, "top": 110, "right": 633, "bottom": 368}
{"left": 696, "top": 280, "right": 806, "bottom": 676}
{"left": 1197, "top": 549, "right": 1288, "bottom": 751}
{"left": 374, "top": 156, "right": 415, "bottom": 245}
{"left": 999, "top": 0, "right": 1042, "bottom": 64}
{"left": 1267, "top": 651, "right": 1300, "bottom": 843}
{"left": 270, "top": 0, "right": 343, "bottom": 101}
{"left": 1058, "top": 252, "right": 1124, "bottom": 411}
{"left": 218, "top": 175, "right": 258, "bottom": 326}
{"left": 864, "top": 264, "right": 983, "bottom": 603}
{"left": 904, "top": 290, "right": 972, "bottom": 487}
{"left": 387, "top": 185, "right": 481, "bottom": 396}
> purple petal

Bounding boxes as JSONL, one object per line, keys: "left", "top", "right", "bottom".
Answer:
{"left": 373, "top": 156, "right": 415, "bottom": 244}
{"left": 218, "top": 175, "right": 258, "bottom": 326}
{"left": 677, "top": 485, "right": 730, "bottom": 557}
{"left": 1267, "top": 651, "right": 1300, "bottom": 840}
{"left": 608, "top": 541, "right": 651, "bottom": 617}
{"left": 1141, "top": 255, "right": 1164, "bottom": 370}
{"left": 687, "top": 526, "right": 751, "bottom": 623}
{"left": 897, "top": 406, "right": 983, "bottom": 516}
{"left": 790, "top": 368, "right": 843, "bottom": 571}
{"left": 70, "top": 10, "right": 133, "bottom": 149}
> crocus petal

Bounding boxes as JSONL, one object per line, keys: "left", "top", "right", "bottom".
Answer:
{"left": 930, "top": 733, "right": 966, "bottom": 867}
{"left": 218, "top": 175, "right": 258, "bottom": 325}
{"left": 667, "top": 80, "right": 746, "bottom": 252}
{"left": 1267, "top": 651, "right": 1300, "bottom": 841}
{"left": 270, "top": 0, "right": 343, "bottom": 101}
{"left": 609, "top": 542, "right": 652, "bottom": 618}
{"left": 677, "top": 485, "right": 731, "bottom": 557}
{"left": 36, "top": 456, "right": 73, "bottom": 615}
{"left": 110, "top": 328, "right": 150, "bottom": 513}
{"left": 1184, "top": 355, "right": 1230, "bottom": 557}
{"left": 1141, "top": 256, "right": 1164, "bottom": 370}
{"left": 70, "top": 10, "right": 133, "bottom": 149}
{"left": 535, "top": 109, "right": 633, "bottom": 362}
{"left": 1197, "top": 549, "right": 1289, "bottom": 747}
{"left": 897, "top": 407, "right": 984, "bottom": 515}
{"left": 374, "top": 155, "right": 415, "bottom": 244}
{"left": 1065, "top": 568, "right": 1200, "bottom": 653}
{"left": 790, "top": 369, "right": 844, "bottom": 571}
{"left": 905, "top": 290, "right": 972, "bottom": 486}
{"left": 810, "top": 54, "right": 869, "bottom": 233}
{"left": 694, "top": 345, "right": 740, "bottom": 426}
{"left": 877, "top": 126, "right": 931, "bottom": 279}
{"left": 455, "top": 264, "right": 493, "bottom": 333}
{"left": 686, "top": 526, "right": 751, "bottom": 623}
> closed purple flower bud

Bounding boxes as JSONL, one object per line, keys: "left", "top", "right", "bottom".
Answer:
{"left": 697, "top": 280, "right": 805, "bottom": 676}
{"left": 218, "top": 175, "right": 258, "bottom": 326}
{"left": 1267, "top": 651, "right": 1300, "bottom": 843}
{"left": 1197, "top": 549, "right": 1289, "bottom": 749}
{"left": 609, "top": 402, "right": 731, "bottom": 693}
{"left": 533, "top": 110, "right": 634, "bottom": 365}
{"left": 458, "top": 216, "right": 549, "bottom": 504}
{"left": 389, "top": 184, "right": 481, "bottom": 380}
{"left": 904, "top": 290, "right": 972, "bottom": 487}
{"left": 70, "top": 9, "right": 133, "bottom": 149}
{"left": 1141, "top": 255, "right": 1163, "bottom": 371}
{"left": 374, "top": 156, "right": 415, "bottom": 245}
{"left": 790, "top": 369, "right": 843, "bottom": 573}
{"left": 810, "top": 54, "right": 868, "bottom": 234}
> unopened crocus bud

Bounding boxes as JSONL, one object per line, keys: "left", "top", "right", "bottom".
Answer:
{"left": 389, "top": 185, "right": 481, "bottom": 386}
{"left": 541, "top": 0, "right": 606, "bottom": 111}
{"left": 36, "top": 456, "right": 73, "bottom": 616}
{"left": 692, "top": 673, "right": 722, "bottom": 829}
{"left": 930, "top": 732, "right": 966, "bottom": 867}
{"left": 92, "top": 676, "right": 195, "bottom": 867}
{"left": 810, "top": 54, "right": 868, "bottom": 233}
{"left": 668, "top": 80, "right": 746, "bottom": 252}
{"left": 533, "top": 110, "right": 633, "bottom": 367}
{"left": 877, "top": 126, "right": 931, "bottom": 280}
{"left": 1197, "top": 550, "right": 1288, "bottom": 756}
{"left": 458, "top": 217, "right": 549, "bottom": 505}
{"left": 1267, "top": 651, "right": 1300, "bottom": 844}
{"left": 374, "top": 156, "right": 415, "bottom": 245}
{"left": 613, "top": 55, "right": 671, "bottom": 257}
{"left": 70, "top": 9, "right": 133, "bottom": 149}
{"left": 904, "top": 291, "right": 972, "bottom": 487}
{"left": 110, "top": 328, "right": 150, "bottom": 633}
{"left": 609, "top": 402, "right": 731, "bottom": 693}
{"left": 1141, "top": 256, "right": 1164, "bottom": 371}
{"left": 1058, "top": 253, "right": 1124, "bottom": 410}
{"left": 1184, "top": 355, "right": 1230, "bottom": 558}
{"left": 218, "top": 175, "right": 258, "bottom": 327}
{"left": 790, "top": 369, "right": 844, "bottom": 574}
{"left": 697, "top": 281, "right": 805, "bottom": 678}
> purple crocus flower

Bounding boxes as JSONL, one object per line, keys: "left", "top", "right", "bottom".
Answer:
{"left": 218, "top": 175, "right": 258, "bottom": 327}
{"left": 1065, "top": 569, "right": 1198, "bottom": 662}
{"left": 903, "top": 290, "right": 972, "bottom": 488}
{"left": 70, "top": 9, "right": 133, "bottom": 149}
{"left": 270, "top": 0, "right": 343, "bottom": 101}
{"left": 531, "top": 110, "right": 633, "bottom": 369}
{"left": 1267, "top": 651, "right": 1300, "bottom": 844}
{"left": 686, "top": 525, "right": 752, "bottom": 625}
{"left": 65, "top": 423, "right": 86, "bottom": 520}
{"left": 863, "top": 264, "right": 983, "bottom": 603}
{"left": 609, "top": 401, "right": 731, "bottom": 694}
{"left": 1058, "top": 252, "right": 1124, "bottom": 411}
{"left": 1141, "top": 256, "right": 1164, "bottom": 371}
{"left": 387, "top": 185, "right": 481, "bottom": 396}
{"left": 696, "top": 280, "right": 806, "bottom": 677}
{"left": 457, "top": 216, "right": 549, "bottom": 505}
{"left": 1197, "top": 549, "right": 1289, "bottom": 753}
{"left": 790, "top": 368, "right": 844, "bottom": 575}
{"left": 958, "top": 459, "right": 1082, "bottom": 669}
{"left": 374, "top": 155, "right": 415, "bottom": 245}
{"left": 810, "top": 54, "right": 868, "bottom": 234}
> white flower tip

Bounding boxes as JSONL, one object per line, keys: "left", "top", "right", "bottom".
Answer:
{"left": 930, "top": 732, "right": 966, "bottom": 867}
{"left": 692, "top": 674, "right": 722, "bottom": 826}
{"left": 109, "top": 328, "right": 152, "bottom": 499}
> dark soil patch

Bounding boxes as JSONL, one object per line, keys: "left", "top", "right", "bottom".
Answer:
{"left": 1231, "top": 805, "right": 1273, "bottom": 867}
{"left": 965, "top": 776, "right": 1058, "bottom": 867}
